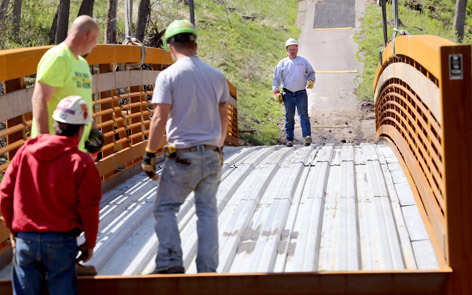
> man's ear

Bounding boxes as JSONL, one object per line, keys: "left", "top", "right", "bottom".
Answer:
{"left": 85, "top": 31, "right": 93, "bottom": 41}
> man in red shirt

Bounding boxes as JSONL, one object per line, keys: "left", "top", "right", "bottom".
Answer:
{"left": 0, "top": 96, "right": 102, "bottom": 295}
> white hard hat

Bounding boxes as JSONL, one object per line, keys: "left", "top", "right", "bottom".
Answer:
{"left": 52, "top": 96, "right": 93, "bottom": 125}
{"left": 285, "top": 38, "right": 298, "bottom": 48}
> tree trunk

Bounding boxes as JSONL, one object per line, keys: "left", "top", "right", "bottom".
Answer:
{"left": 0, "top": 0, "right": 10, "bottom": 23}
{"left": 105, "top": 0, "right": 118, "bottom": 44}
{"left": 55, "top": 0, "right": 70, "bottom": 44}
{"left": 135, "top": 0, "right": 150, "bottom": 42}
{"left": 49, "top": 6, "right": 59, "bottom": 44}
{"left": 453, "top": 0, "right": 468, "bottom": 42}
{"left": 11, "top": 0, "right": 21, "bottom": 32}
{"left": 78, "top": 0, "right": 95, "bottom": 17}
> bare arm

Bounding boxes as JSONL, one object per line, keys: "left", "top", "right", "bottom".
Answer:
{"left": 32, "top": 82, "right": 56, "bottom": 134}
{"left": 218, "top": 102, "right": 229, "bottom": 147}
{"left": 146, "top": 104, "right": 171, "bottom": 151}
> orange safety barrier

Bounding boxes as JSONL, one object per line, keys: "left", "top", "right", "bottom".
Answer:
{"left": 374, "top": 35, "right": 472, "bottom": 295}
{"left": 0, "top": 43, "right": 238, "bottom": 264}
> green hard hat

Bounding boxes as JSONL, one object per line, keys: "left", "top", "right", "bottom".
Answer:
{"left": 163, "top": 19, "right": 198, "bottom": 52}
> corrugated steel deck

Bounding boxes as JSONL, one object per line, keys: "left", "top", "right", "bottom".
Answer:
{"left": 0, "top": 143, "right": 439, "bottom": 278}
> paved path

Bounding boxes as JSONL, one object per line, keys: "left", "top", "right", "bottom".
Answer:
{"left": 288, "top": 0, "right": 376, "bottom": 145}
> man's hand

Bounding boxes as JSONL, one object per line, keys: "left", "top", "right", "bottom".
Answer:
{"left": 77, "top": 243, "right": 94, "bottom": 263}
{"left": 85, "top": 129, "right": 105, "bottom": 153}
{"left": 142, "top": 148, "right": 158, "bottom": 180}
{"left": 306, "top": 80, "right": 314, "bottom": 89}
{"left": 274, "top": 92, "right": 283, "bottom": 104}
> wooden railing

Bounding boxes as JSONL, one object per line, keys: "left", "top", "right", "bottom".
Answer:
{"left": 0, "top": 43, "right": 238, "bottom": 261}
{"left": 373, "top": 35, "right": 472, "bottom": 294}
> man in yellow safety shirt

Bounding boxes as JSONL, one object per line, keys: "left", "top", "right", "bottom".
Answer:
{"left": 31, "top": 15, "right": 104, "bottom": 154}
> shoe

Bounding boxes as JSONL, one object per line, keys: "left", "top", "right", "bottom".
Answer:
{"left": 150, "top": 266, "right": 185, "bottom": 274}
{"left": 76, "top": 263, "right": 97, "bottom": 276}
{"left": 286, "top": 141, "right": 293, "bottom": 147}
{"left": 304, "top": 136, "right": 312, "bottom": 146}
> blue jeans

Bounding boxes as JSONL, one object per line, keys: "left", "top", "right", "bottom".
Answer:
{"left": 12, "top": 232, "right": 78, "bottom": 295}
{"left": 154, "top": 149, "right": 221, "bottom": 273}
{"left": 283, "top": 89, "right": 311, "bottom": 141}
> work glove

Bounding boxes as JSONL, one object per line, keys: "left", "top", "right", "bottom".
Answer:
{"left": 85, "top": 129, "right": 105, "bottom": 153}
{"left": 142, "top": 148, "right": 159, "bottom": 180}
{"left": 274, "top": 91, "right": 283, "bottom": 104}
{"left": 306, "top": 80, "right": 314, "bottom": 89}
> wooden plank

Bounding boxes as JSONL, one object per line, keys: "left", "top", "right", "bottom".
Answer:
{"left": 0, "top": 87, "right": 33, "bottom": 122}
{"left": 374, "top": 63, "right": 441, "bottom": 124}
{"left": 440, "top": 45, "right": 472, "bottom": 295}
{"left": 377, "top": 108, "right": 444, "bottom": 211}
{"left": 374, "top": 35, "right": 455, "bottom": 92}
{"left": 0, "top": 124, "right": 27, "bottom": 138}
{"left": 378, "top": 126, "right": 446, "bottom": 260}
{"left": 85, "top": 45, "right": 172, "bottom": 66}
{"left": 96, "top": 141, "right": 150, "bottom": 177}
{"left": 227, "top": 80, "right": 237, "bottom": 99}
{"left": 0, "top": 46, "right": 52, "bottom": 81}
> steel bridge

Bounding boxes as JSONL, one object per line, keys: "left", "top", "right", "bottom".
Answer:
{"left": 0, "top": 35, "right": 470, "bottom": 294}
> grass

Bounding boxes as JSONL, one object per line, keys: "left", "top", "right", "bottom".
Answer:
{"left": 355, "top": 0, "right": 472, "bottom": 101}
{"left": 1, "top": 0, "right": 300, "bottom": 145}
{"left": 164, "top": 0, "right": 301, "bottom": 145}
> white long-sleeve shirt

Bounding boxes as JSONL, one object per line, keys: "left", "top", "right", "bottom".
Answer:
{"left": 272, "top": 56, "right": 315, "bottom": 93}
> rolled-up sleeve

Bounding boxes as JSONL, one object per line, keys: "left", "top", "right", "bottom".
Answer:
{"left": 305, "top": 60, "right": 316, "bottom": 83}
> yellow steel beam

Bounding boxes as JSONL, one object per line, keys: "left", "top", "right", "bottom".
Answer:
{"left": 439, "top": 45, "right": 472, "bottom": 295}
{"left": 0, "top": 45, "right": 173, "bottom": 82}
{"left": 0, "top": 270, "right": 452, "bottom": 295}
{"left": 373, "top": 35, "right": 455, "bottom": 92}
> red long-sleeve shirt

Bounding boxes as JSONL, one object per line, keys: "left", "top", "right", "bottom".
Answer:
{"left": 0, "top": 134, "right": 102, "bottom": 248}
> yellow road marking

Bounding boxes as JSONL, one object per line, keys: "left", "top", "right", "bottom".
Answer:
{"left": 316, "top": 70, "right": 358, "bottom": 74}
{"left": 314, "top": 27, "right": 353, "bottom": 31}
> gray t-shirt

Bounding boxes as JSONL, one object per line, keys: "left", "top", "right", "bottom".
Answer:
{"left": 272, "top": 56, "right": 315, "bottom": 93}
{"left": 152, "top": 56, "right": 230, "bottom": 148}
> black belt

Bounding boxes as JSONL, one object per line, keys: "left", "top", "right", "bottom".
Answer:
{"left": 176, "top": 144, "right": 218, "bottom": 153}
{"left": 283, "top": 88, "right": 305, "bottom": 94}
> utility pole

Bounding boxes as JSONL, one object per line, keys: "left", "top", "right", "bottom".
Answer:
{"left": 189, "top": 0, "right": 195, "bottom": 26}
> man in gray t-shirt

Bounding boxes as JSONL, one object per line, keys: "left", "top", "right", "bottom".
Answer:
{"left": 142, "top": 19, "right": 229, "bottom": 274}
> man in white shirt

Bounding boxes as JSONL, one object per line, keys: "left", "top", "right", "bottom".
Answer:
{"left": 272, "top": 38, "right": 315, "bottom": 147}
{"left": 142, "top": 19, "right": 229, "bottom": 274}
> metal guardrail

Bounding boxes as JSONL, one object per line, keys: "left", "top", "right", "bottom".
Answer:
{"left": 373, "top": 35, "right": 472, "bottom": 294}
{"left": 0, "top": 44, "right": 239, "bottom": 260}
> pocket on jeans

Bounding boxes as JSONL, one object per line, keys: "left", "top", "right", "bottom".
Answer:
{"left": 14, "top": 239, "right": 36, "bottom": 267}
{"left": 169, "top": 157, "right": 194, "bottom": 175}
{"left": 45, "top": 240, "right": 77, "bottom": 273}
